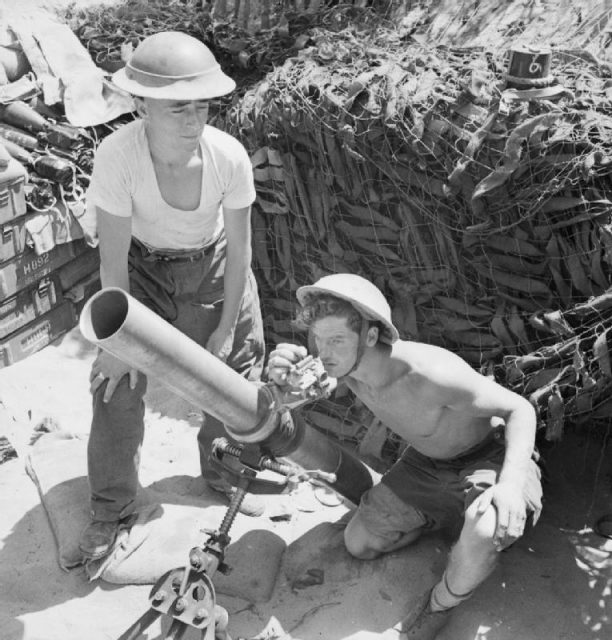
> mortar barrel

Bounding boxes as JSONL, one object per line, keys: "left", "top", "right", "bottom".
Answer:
{"left": 80, "top": 287, "right": 377, "bottom": 503}
{"left": 79, "top": 287, "right": 265, "bottom": 433}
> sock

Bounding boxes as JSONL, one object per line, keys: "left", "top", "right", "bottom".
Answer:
{"left": 429, "top": 571, "right": 474, "bottom": 612}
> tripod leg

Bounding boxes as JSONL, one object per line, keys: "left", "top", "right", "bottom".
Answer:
{"left": 166, "top": 619, "right": 188, "bottom": 640}
{"left": 117, "top": 608, "right": 162, "bottom": 640}
{"left": 213, "top": 604, "right": 231, "bottom": 640}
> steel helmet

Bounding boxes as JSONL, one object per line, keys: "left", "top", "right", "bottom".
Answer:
{"left": 112, "top": 31, "right": 236, "bottom": 100}
{"left": 297, "top": 274, "right": 399, "bottom": 345}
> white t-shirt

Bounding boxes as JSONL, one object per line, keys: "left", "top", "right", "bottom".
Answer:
{"left": 83, "top": 120, "right": 256, "bottom": 250}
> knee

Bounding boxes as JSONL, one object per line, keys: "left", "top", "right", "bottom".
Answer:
{"left": 344, "top": 535, "right": 380, "bottom": 560}
{"left": 343, "top": 516, "right": 381, "bottom": 559}
{"left": 459, "top": 501, "right": 498, "bottom": 553}
{"left": 93, "top": 374, "right": 146, "bottom": 405}
{"left": 343, "top": 515, "right": 418, "bottom": 560}
{"left": 91, "top": 376, "right": 147, "bottom": 430}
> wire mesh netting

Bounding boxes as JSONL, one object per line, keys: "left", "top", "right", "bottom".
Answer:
{"left": 64, "top": 0, "right": 612, "bottom": 463}
{"left": 219, "top": 10, "right": 612, "bottom": 453}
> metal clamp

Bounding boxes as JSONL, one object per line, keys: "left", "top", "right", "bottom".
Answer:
{"left": 210, "top": 437, "right": 336, "bottom": 489}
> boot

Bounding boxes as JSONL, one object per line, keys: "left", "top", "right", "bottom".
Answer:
{"left": 392, "top": 589, "right": 453, "bottom": 640}
{"left": 78, "top": 519, "right": 120, "bottom": 560}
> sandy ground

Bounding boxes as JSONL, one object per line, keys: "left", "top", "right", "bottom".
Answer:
{"left": 1, "top": 1, "right": 612, "bottom": 639}
{"left": 1, "top": 327, "right": 612, "bottom": 640}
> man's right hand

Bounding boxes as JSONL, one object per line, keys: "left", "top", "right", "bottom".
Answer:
{"left": 267, "top": 343, "right": 308, "bottom": 385}
{"left": 90, "top": 350, "right": 139, "bottom": 402}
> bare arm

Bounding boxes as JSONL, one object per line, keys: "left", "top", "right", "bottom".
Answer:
{"left": 424, "top": 354, "right": 539, "bottom": 547}
{"left": 90, "top": 206, "right": 137, "bottom": 400}
{"left": 206, "top": 205, "right": 251, "bottom": 359}
{"left": 494, "top": 393, "right": 537, "bottom": 486}
{"left": 439, "top": 365, "right": 537, "bottom": 484}
{"left": 97, "top": 206, "right": 132, "bottom": 290}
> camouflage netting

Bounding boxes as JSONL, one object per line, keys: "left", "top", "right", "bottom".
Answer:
{"left": 63, "top": 0, "right": 612, "bottom": 462}
{"left": 62, "top": 0, "right": 362, "bottom": 82}
{"left": 220, "top": 12, "right": 612, "bottom": 452}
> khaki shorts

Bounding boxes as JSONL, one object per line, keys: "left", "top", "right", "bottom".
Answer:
{"left": 356, "top": 431, "right": 543, "bottom": 543}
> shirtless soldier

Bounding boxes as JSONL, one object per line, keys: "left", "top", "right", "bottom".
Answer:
{"left": 267, "top": 273, "right": 543, "bottom": 639}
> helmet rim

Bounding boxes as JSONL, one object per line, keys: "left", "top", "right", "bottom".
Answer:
{"left": 111, "top": 32, "right": 236, "bottom": 100}
{"left": 297, "top": 275, "right": 399, "bottom": 345}
{"left": 112, "top": 66, "right": 236, "bottom": 99}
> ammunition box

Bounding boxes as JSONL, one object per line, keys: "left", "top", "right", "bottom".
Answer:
{"left": 0, "top": 210, "right": 52, "bottom": 263}
{"left": 0, "top": 301, "right": 76, "bottom": 368}
{"left": 0, "top": 156, "right": 27, "bottom": 225}
{"left": 0, "top": 239, "right": 88, "bottom": 300}
{"left": 0, "top": 213, "right": 28, "bottom": 263}
{"left": 0, "top": 276, "right": 61, "bottom": 337}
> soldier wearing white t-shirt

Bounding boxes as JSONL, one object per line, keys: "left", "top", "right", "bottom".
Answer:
{"left": 79, "top": 32, "right": 265, "bottom": 560}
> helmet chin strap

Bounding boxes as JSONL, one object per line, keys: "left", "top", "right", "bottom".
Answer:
{"left": 347, "top": 318, "right": 371, "bottom": 376}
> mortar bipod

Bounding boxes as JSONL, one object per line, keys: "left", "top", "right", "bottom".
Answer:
{"left": 116, "top": 438, "right": 337, "bottom": 640}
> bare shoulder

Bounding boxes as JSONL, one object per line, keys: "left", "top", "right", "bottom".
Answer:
{"left": 388, "top": 341, "right": 492, "bottom": 407}
{"left": 391, "top": 340, "right": 472, "bottom": 377}
{"left": 388, "top": 341, "right": 514, "bottom": 418}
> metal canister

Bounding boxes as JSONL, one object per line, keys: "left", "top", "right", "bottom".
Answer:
{"left": 505, "top": 44, "right": 554, "bottom": 89}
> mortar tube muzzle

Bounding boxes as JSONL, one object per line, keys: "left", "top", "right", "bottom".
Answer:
{"left": 79, "top": 287, "right": 275, "bottom": 439}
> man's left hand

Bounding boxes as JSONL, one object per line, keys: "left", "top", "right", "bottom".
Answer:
{"left": 206, "top": 326, "right": 234, "bottom": 362}
{"left": 474, "top": 482, "right": 527, "bottom": 551}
